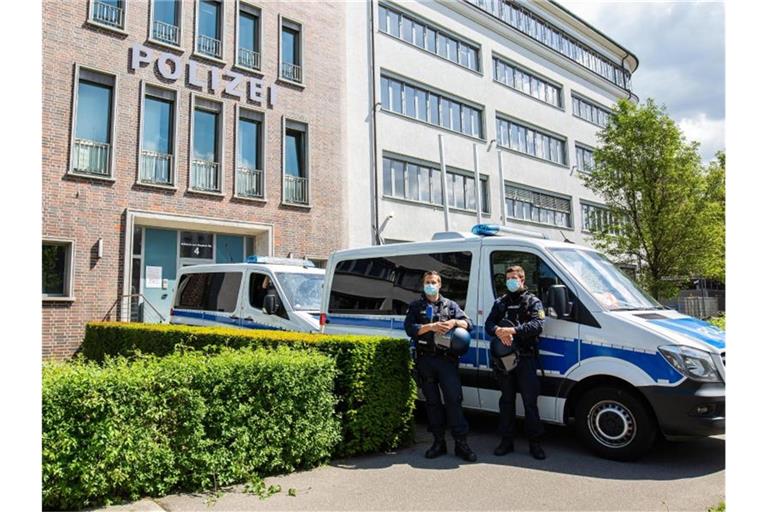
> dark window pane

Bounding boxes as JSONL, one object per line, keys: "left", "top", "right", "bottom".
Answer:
{"left": 42, "top": 244, "right": 66, "bottom": 295}
{"left": 392, "top": 160, "right": 405, "bottom": 197}
{"left": 199, "top": 0, "right": 220, "bottom": 39}
{"left": 132, "top": 226, "right": 142, "bottom": 256}
{"left": 282, "top": 26, "right": 299, "bottom": 65}
{"left": 180, "top": 231, "right": 213, "bottom": 259}
{"left": 194, "top": 109, "right": 218, "bottom": 161}
{"left": 206, "top": 272, "right": 242, "bottom": 312}
{"left": 154, "top": 0, "right": 177, "bottom": 25}
{"left": 382, "top": 157, "right": 392, "bottom": 196}
{"left": 143, "top": 96, "right": 173, "bottom": 154}
{"left": 285, "top": 128, "right": 305, "bottom": 177}
{"left": 176, "top": 273, "right": 208, "bottom": 309}
{"left": 238, "top": 117, "right": 261, "bottom": 169}
{"left": 76, "top": 80, "right": 112, "bottom": 143}
{"left": 239, "top": 11, "right": 258, "bottom": 51}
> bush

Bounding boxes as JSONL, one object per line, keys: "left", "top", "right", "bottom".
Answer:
{"left": 43, "top": 347, "right": 339, "bottom": 511}
{"left": 80, "top": 322, "right": 416, "bottom": 457}
{"left": 708, "top": 314, "right": 725, "bottom": 330}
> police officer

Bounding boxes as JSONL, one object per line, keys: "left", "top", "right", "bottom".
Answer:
{"left": 405, "top": 271, "right": 477, "bottom": 462}
{"left": 484, "top": 265, "right": 547, "bottom": 460}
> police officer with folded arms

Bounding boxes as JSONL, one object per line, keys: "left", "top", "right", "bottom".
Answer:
{"left": 405, "top": 271, "right": 477, "bottom": 462}
{"left": 485, "top": 265, "right": 547, "bottom": 460}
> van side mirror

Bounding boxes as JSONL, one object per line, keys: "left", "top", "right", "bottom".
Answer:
{"left": 547, "top": 285, "right": 568, "bottom": 319}
{"left": 263, "top": 294, "right": 280, "bottom": 315}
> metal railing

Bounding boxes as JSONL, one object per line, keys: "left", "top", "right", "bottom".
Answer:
{"left": 197, "top": 34, "right": 222, "bottom": 58}
{"left": 140, "top": 150, "right": 173, "bottom": 185}
{"left": 102, "top": 293, "right": 167, "bottom": 324}
{"left": 153, "top": 20, "right": 180, "bottom": 45}
{"left": 236, "top": 167, "right": 264, "bottom": 198}
{"left": 284, "top": 175, "right": 309, "bottom": 205}
{"left": 91, "top": 0, "right": 124, "bottom": 28}
{"left": 72, "top": 139, "right": 111, "bottom": 176}
{"left": 191, "top": 159, "right": 220, "bottom": 192}
{"left": 281, "top": 62, "right": 303, "bottom": 83}
{"left": 238, "top": 47, "right": 261, "bottom": 70}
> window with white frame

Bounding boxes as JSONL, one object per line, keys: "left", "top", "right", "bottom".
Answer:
{"left": 42, "top": 240, "right": 74, "bottom": 299}
{"left": 236, "top": 108, "right": 264, "bottom": 199}
{"left": 190, "top": 97, "right": 222, "bottom": 193}
{"left": 493, "top": 56, "right": 562, "bottom": 108}
{"left": 382, "top": 156, "right": 490, "bottom": 214}
{"left": 378, "top": 4, "right": 480, "bottom": 72}
{"left": 151, "top": 0, "right": 180, "bottom": 45}
{"left": 575, "top": 145, "right": 595, "bottom": 173}
{"left": 280, "top": 19, "right": 303, "bottom": 83}
{"left": 505, "top": 184, "right": 571, "bottom": 228}
{"left": 572, "top": 94, "right": 612, "bottom": 128}
{"left": 237, "top": 3, "right": 261, "bottom": 70}
{"left": 140, "top": 85, "right": 176, "bottom": 186}
{"left": 196, "top": 0, "right": 223, "bottom": 59}
{"left": 496, "top": 116, "right": 566, "bottom": 165}
{"left": 381, "top": 76, "right": 483, "bottom": 138}
{"left": 90, "top": 0, "right": 125, "bottom": 30}
{"left": 581, "top": 202, "right": 622, "bottom": 234}
{"left": 71, "top": 68, "right": 116, "bottom": 178}
{"left": 283, "top": 120, "right": 309, "bottom": 205}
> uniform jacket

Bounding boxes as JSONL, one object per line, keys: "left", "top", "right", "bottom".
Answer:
{"left": 404, "top": 294, "right": 473, "bottom": 350}
{"left": 484, "top": 289, "right": 545, "bottom": 355}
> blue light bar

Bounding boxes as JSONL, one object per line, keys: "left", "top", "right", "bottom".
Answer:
{"left": 471, "top": 224, "right": 548, "bottom": 239}
{"left": 471, "top": 224, "right": 500, "bottom": 236}
{"left": 245, "top": 255, "right": 316, "bottom": 267}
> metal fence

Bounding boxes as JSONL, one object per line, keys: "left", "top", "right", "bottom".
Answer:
{"left": 102, "top": 294, "right": 166, "bottom": 324}
{"left": 661, "top": 295, "right": 721, "bottom": 319}
{"left": 191, "top": 160, "right": 219, "bottom": 192}
{"left": 238, "top": 47, "right": 261, "bottom": 70}
{"left": 197, "top": 34, "right": 222, "bottom": 58}
{"left": 72, "top": 139, "right": 110, "bottom": 176}
{"left": 140, "top": 151, "right": 172, "bottom": 185}
{"left": 91, "top": 0, "right": 124, "bottom": 28}
{"left": 284, "top": 175, "right": 309, "bottom": 204}
{"left": 153, "top": 20, "right": 180, "bottom": 45}
{"left": 281, "top": 62, "right": 302, "bottom": 83}
{"left": 236, "top": 167, "right": 264, "bottom": 198}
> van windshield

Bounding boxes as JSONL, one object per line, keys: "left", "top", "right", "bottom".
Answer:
{"left": 549, "top": 248, "right": 662, "bottom": 311}
{"left": 275, "top": 272, "right": 324, "bottom": 311}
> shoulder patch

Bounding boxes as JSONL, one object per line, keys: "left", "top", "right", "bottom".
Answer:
{"left": 537, "top": 309, "right": 546, "bottom": 320}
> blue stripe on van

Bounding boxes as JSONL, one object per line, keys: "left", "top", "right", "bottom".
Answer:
{"left": 172, "top": 310, "right": 283, "bottom": 331}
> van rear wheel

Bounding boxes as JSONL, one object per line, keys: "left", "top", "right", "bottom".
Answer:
{"left": 575, "top": 386, "right": 657, "bottom": 461}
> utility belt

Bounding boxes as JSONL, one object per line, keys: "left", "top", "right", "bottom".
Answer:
{"left": 415, "top": 340, "right": 458, "bottom": 362}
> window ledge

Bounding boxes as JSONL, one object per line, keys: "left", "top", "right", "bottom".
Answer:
{"left": 85, "top": 20, "right": 128, "bottom": 36}
{"left": 276, "top": 77, "right": 306, "bottom": 89}
{"left": 66, "top": 171, "right": 116, "bottom": 183}
{"left": 187, "top": 188, "right": 225, "bottom": 198}
{"left": 505, "top": 217, "right": 575, "bottom": 232}
{"left": 135, "top": 181, "right": 178, "bottom": 192}
{"left": 280, "top": 201, "right": 312, "bottom": 209}
{"left": 43, "top": 296, "right": 75, "bottom": 303}
{"left": 492, "top": 79, "right": 565, "bottom": 112}
{"left": 192, "top": 51, "right": 227, "bottom": 66}
{"left": 382, "top": 194, "right": 491, "bottom": 216}
{"left": 233, "top": 194, "right": 267, "bottom": 203}
{"left": 146, "top": 38, "right": 184, "bottom": 53}
{"left": 233, "top": 63, "right": 263, "bottom": 75}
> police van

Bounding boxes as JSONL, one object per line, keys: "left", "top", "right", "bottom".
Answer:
{"left": 170, "top": 256, "right": 324, "bottom": 332}
{"left": 319, "top": 224, "right": 725, "bottom": 460}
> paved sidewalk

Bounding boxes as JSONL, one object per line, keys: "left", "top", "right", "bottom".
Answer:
{"left": 97, "top": 411, "right": 725, "bottom": 512}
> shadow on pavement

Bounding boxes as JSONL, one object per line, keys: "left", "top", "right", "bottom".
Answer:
{"left": 331, "top": 408, "right": 725, "bottom": 481}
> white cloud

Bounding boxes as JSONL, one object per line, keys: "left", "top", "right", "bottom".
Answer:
{"left": 678, "top": 113, "right": 725, "bottom": 162}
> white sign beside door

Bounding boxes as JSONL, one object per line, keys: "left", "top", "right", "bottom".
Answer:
{"left": 146, "top": 266, "right": 163, "bottom": 289}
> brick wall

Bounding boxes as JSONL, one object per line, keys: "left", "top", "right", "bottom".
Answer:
{"left": 42, "top": 0, "right": 348, "bottom": 358}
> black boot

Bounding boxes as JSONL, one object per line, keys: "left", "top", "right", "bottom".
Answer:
{"left": 425, "top": 437, "right": 447, "bottom": 459}
{"left": 454, "top": 437, "right": 477, "bottom": 462}
{"left": 529, "top": 440, "right": 546, "bottom": 460}
{"left": 494, "top": 437, "right": 515, "bottom": 456}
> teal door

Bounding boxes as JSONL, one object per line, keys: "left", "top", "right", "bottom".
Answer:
{"left": 143, "top": 228, "right": 178, "bottom": 323}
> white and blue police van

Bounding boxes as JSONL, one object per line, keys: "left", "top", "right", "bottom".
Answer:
{"left": 170, "top": 256, "right": 324, "bottom": 332}
{"left": 319, "top": 224, "right": 725, "bottom": 460}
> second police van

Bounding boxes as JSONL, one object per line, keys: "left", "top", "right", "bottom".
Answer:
{"left": 319, "top": 224, "right": 725, "bottom": 460}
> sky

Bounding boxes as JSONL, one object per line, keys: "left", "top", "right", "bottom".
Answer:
{"left": 557, "top": 0, "right": 725, "bottom": 162}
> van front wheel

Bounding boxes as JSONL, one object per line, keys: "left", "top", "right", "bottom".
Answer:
{"left": 575, "top": 386, "right": 657, "bottom": 461}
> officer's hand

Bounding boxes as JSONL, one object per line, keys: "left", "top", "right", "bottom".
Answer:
{"left": 435, "top": 321, "right": 452, "bottom": 334}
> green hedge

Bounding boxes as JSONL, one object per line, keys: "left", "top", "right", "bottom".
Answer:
{"left": 43, "top": 347, "right": 339, "bottom": 511}
{"left": 80, "top": 322, "right": 416, "bottom": 457}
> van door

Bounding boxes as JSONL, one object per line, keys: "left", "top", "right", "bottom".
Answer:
{"left": 477, "top": 244, "right": 581, "bottom": 423}
{"left": 240, "top": 270, "right": 293, "bottom": 331}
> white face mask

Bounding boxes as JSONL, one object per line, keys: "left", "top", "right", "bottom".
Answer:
{"left": 424, "top": 283, "right": 439, "bottom": 296}
{"left": 506, "top": 278, "right": 521, "bottom": 293}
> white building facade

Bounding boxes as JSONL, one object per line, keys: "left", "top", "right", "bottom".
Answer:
{"left": 344, "top": 0, "right": 638, "bottom": 247}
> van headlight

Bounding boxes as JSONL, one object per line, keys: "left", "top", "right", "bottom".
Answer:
{"left": 658, "top": 345, "right": 722, "bottom": 382}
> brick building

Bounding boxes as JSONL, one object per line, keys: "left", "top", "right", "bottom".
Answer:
{"left": 42, "top": 0, "right": 347, "bottom": 358}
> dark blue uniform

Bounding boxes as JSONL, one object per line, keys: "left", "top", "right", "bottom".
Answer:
{"left": 484, "top": 289, "right": 546, "bottom": 441}
{"left": 405, "top": 294, "right": 473, "bottom": 440}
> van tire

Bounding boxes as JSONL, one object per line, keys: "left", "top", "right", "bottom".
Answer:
{"left": 574, "top": 386, "right": 657, "bottom": 461}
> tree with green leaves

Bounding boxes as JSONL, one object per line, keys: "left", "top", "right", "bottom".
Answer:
{"left": 580, "top": 98, "right": 724, "bottom": 299}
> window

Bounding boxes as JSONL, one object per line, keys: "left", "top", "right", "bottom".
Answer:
{"left": 572, "top": 95, "right": 612, "bottom": 127}
{"left": 71, "top": 68, "right": 115, "bottom": 178}
{"left": 237, "top": 4, "right": 261, "bottom": 70}
{"left": 505, "top": 184, "right": 572, "bottom": 228}
{"left": 196, "top": 0, "right": 222, "bottom": 58}
{"left": 493, "top": 56, "right": 561, "bottom": 108}
{"left": 180, "top": 231, "right": 214, "bottom": 259}
{"left": 284, "top": 120, "right": 309, "bottom": 205}
{"left": 139, "top": 85, "right": 176, "bottom": 186}
{"left": 496, "top": 117, "right": 565, "bottom": 165}
{"left": 90, "top": 0, "right": 124, "bottom": 30}
{"left": 380, "top": 75, "right": 483, "bottom": 138}
{"left": 329, "top": 251, "right": 473, "bottom": 315}
{"left": 190, "top": 97, "right": 222, "bottom": 193}
{"left": 42, "top": 240, "right": 74, "bottom": 299}
{"left": 236, "top": 108, "right": 264, "bottom": 199}
{"left": 575, "top": 145, "right": 595, "bottom": 173}
{"left": 175, "top": 272, "right": 242, "bottom": 313}
{"left": 281, "top": 19, "right": 303, "bottom": 83}
{"left": 378, "top": 4, "right": 480, "bottom": 72}
{"left": 581, "top": 202, "right": 623, "bottom": 235}
{"left": 151, "top": 0, "right": 179, "bottom": 45}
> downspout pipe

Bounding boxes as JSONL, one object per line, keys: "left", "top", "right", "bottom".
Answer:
{"left": 368, "top": 0, "right": 381, "bottom": 245}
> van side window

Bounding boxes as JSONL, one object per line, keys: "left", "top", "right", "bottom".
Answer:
{"left": 249, "top": 273, "right": 272, "bottom": 308}
{"left": 329, "top": 251, "right": 473, "bottom": 315}
{"left": 176, "top": 272, "right": 242, "bottom": 313}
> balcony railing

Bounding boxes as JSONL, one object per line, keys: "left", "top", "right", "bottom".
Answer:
{"left": 140, "top": 150, "right": 173, "bottom": 185}
{"left": 281, "top": 62, "right": 303, "bottom": 83}
{"left": 91, "top": 1, "right": 124, "bottom": 29}
{"left": 238, "top": 47, "right": 261, "bottom": 70}
{"left": 153, "top": 20, "right": 180, "bottom": 46}
{"left": 72, "top": 139, "right": 111, "bottom": 176}
{"left": 191, "top": 159, "right": 220, "bottom": 192}
{"left": 197, "top": 34, "right": 222, "bottom": 58}
{"left": 236, "top": 167, "right": 264, "bottom": 198}
{"left": 284, "top": 175, "right": 309, "bottom": 205}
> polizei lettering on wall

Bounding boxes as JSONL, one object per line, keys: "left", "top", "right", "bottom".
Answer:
{"left": 129, "top": 43, "right": 276, "bottom": 106}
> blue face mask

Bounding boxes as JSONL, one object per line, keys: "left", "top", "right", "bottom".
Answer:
{"left": 424, "top": 283, "right": 439, "bottom": 296}
{"left": 506, "top": 278, "right": 521, "bottom": 293}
